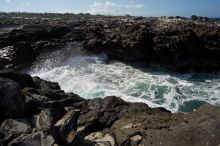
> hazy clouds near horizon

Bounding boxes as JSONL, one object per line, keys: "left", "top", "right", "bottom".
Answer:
{"left": 0, "top": 0, "right": 219, "bottom": 17}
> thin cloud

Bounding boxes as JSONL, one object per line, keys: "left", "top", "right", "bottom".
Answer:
{"left": 88, "top": 1, "right": 145, "bottom": 15}
{"left": 126, "top": 4, "right": 144, "bottom": 8}
{"left": 18, "top": 2, "right": 31, "bottom": 7}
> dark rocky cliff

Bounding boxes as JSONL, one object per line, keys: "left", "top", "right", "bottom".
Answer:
{"left": 0, "top": 13, "right": 219, "bottom": 72}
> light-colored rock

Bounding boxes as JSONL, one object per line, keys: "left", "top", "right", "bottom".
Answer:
{"left": 130, "top": 135, "right": 143, "bottom": 143}
{"left": 97, "top": 134, "right": 115, "bottom": 146}
{"left": 0, "top": 46, "right": 14, "bottom": 60}
{"left": 85, "top": 132, "right": 116, "bottom": 146}
{"left": 53, "top": 110, "right": 80, "bottom": 144}
{"left": 0, "top": 118, "right": 32, "bottom": 141}
{"left": 85, "top": 132, "right": 104, "bottom": 140}
{"left": 77, "top": 126, "right": 86, "bottom": 132}
{"left": 121, "top": 123, "right": 133, "bottom": 130}
{"left": 35, "top": 110, "right": 53, "bottom": 131}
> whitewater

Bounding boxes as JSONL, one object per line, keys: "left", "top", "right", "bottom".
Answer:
{"left": 30, "top": 47, "right": 220, "bottom": 113}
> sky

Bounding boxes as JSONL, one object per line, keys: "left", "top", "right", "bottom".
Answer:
{"left": 0, "top": 0, "right": 220, "bottom": 17}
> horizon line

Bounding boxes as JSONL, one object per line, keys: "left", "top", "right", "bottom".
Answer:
{"left": 1, "top": 11, "right": 220, "bottom": 19}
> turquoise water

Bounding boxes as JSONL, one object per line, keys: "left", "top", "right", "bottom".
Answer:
{"left": 31, "top": 52, "right": 220, "bottom": 113}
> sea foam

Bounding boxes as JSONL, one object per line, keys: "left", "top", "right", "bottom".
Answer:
{"left": 30, "top": 50, "right": 220, "bottom": 113}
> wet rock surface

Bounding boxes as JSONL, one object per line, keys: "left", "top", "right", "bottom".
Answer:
{"left": 0, "top": 13, "right": 220, "bottom": 72}
{"left": 0, "top": 72, "right": 220, "bottom": 146}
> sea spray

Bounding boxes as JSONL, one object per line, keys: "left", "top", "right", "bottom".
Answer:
{"left": 30, "top": 51, "right": 220, "bottom": 113}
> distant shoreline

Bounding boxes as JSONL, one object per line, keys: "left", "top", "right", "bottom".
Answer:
{"left": 0, "top": 11, "right": 220, "bottom": 20}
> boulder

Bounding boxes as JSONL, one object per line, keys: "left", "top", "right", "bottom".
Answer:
{"left": 138, "top": 104, "right": 220, "bottom": 146}
{"left": 111, "top": 119, "right": 143, "bottom": 146}
{"left": 52, "top": 110, "right": 80, "bottom": 145}
{"left": 0, "top": 71, "right": 35, "bottom": 88}
{"left": 0, "top": 77, "right": 26, "bottom": 120}
{"left": 42, "top": 91, "right": 85, "bottom": 105}
{"left": 8, "top": 131, "right": 57, "bottom": 146}
{"left": 32, "top": 76, "right": 60, "bottom": 91}
{"left": 77, "top": 96, "right": 127, "bottom": 136}
{"left": 23, "top": 89, "right": 67, "bottom": 122}
{"left": 34, "top": 110, "right": 53, "bottom": 132}
{"left": 77, "top": 111, "right": 100, "bottom": 136}
{"left": 23, "top": 87, "right": 84, "bottom": 107}
{"left": 84, "top": 132, "right": 116, "bottom": 146}
{"left": 23, "top": 90, "right": 51, "bottom": 113}
{"left": 0, "top": 119, "right": 32, "bottom": 144}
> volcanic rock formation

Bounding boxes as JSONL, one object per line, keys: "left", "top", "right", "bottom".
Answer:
{"left": 0, "top": 71, "right": 220, "bottom": 146}
{"left": 0, "top": 13, "right": 220, "bottom": 72}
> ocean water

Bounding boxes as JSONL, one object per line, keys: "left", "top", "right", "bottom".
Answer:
{"left": 30, "top": 48, "right": 220, "bottom": 113}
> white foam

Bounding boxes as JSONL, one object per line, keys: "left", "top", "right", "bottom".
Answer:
{"left": 31, "top": 54, "right": 220, "bottom": 113}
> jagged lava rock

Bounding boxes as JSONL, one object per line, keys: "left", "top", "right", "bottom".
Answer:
{"left": 0, "top": 13, "right": 220, "bottom": 72}
{"left": 0, "top": 72, "right": 220, "bottom": 146}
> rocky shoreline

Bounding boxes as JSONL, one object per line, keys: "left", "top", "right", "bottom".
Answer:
{"left": 0, "top": 71, "right": 220, "bottom": 146}
{"left": 0, "top": 13, "right": 220, "bottom": 72}
{"left": 0, "top": 13, "right": 220, "bottom": 146}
